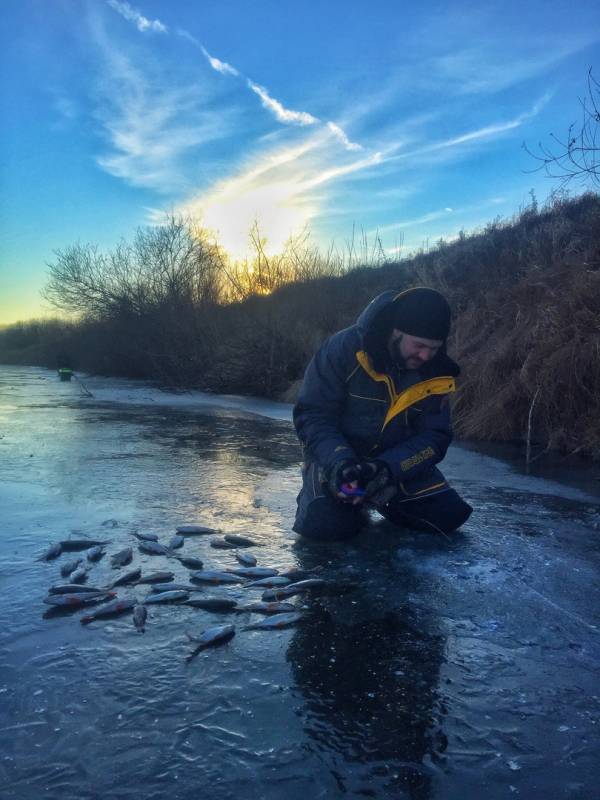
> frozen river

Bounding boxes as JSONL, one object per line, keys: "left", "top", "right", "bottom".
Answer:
{"left": 0, "top": 365, "right": 599, "bottom": 800}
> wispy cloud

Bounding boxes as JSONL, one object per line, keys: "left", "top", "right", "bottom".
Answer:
{"left": 247, "top": 81, "right": 319, "bottom": 126}
{"left": 106, "top": 0, "right": 167, "bottom": 33}
{"left": 327, "top": 122, "right": 362, "bottom": 152}
{"left": 200, "top": 46, "right": 239, "bottom": 77}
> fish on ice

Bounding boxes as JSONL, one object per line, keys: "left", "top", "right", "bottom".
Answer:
{"left": 185, "top": 624, "right": 235, "bottom": 661}
{"left": 243, "top": 612, "right": 303, "bottom": 630}
{"left": 110, "top": 547, "right": 133, "bottom": 568}
{"left": 80, "top": 597, "right": 136, "bottom": 624}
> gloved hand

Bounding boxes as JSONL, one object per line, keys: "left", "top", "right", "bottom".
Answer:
{"left": 359, "top": 459, "right": 397, "bottom": 508}
{"left": 325, "top": 459, "right": 363, "bottom": 501}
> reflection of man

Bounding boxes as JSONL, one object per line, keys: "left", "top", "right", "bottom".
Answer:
{"left": 293, "top": 287, "right": 472, "bottom": 541}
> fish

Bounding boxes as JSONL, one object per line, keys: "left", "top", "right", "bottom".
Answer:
{"left": 176, "top": 524, "right": 221, "bottom": 535}
{"left": 185, "top": 624, "right": 235, "bottom": 661}
{"left": 143, "top": 590, "right": 189, "bottom": 604}
{"left": 185, "top": 597, "right": 238, "bottom": 611}
{"left": 190, "top": 570, "right": 246, "bottom": 584}
{"left": 45, "top": 591, "right": 116, "bottom": 607}
{"left": 235, "top": 552, "right": 257, "bottom": 567}
{"left": 110, "top": 547, "right": 133, "bottom": 568}
{"left": 80, "top": 597, "right": 136, "bottom": 624}
{"left": 41, "top": 542, "right": 62, "bottom": 560}
{"left": 226, "top": 567, "right": 279, "bottom": 578}
{"left": 135, "top": 571, "right": 174, "bottom": 584}
{"left": 223, "top": 534, "right": 256, "bottom": 547}
{"left": 235, "top": 601, "right": 296, "bottom": 615}
{"left": 138, "top": 541, "right": 170, "bottom": 556}
{"left": 60, "top": 538, "right": 111, "bottom": 551}
{"left": 133, "top": 604, "right": 147, "bottom": 633}
{"left": 243, "top": 612, "right": 303, "bottom": 630}
{"left": 132, "top": 532, "right": 159, "bottom": 542}
{"left": 210, "top": 538, "right": 237, "bottom": 550}
{"left": 148, "top": 582, "right": 202, "bottom": 593}
{"left": 69, "top": 567, "right": 88, "bottom": 584}
{"left": 169, "top": 535, "right": 184, "bottom": 550}
{"left": 279, "top": 567, "right": 314, "bottom": 581}
{"left": 86, "top": 546, "right": 104, "bottom": 562}
{"left": 175, "top": 556, "right": 204, "bottom": 570}
{"left": 261, "top": 578, "right": 327, "bottom": 601}
{"left": 245, "top": 576, "right": 291, "bottom": 588}
{"left": 107, "top": 567, "right": 141, "bottom": 588}
{"left": 48, "top": 584, "right": 106, "bottom": 594}
{"left": 60, "top": 558, "right": 82, "bottom": 578}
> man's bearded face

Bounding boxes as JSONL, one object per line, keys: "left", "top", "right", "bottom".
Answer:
{"left": 387, "top": 330, "right": 443, "bottom": 369}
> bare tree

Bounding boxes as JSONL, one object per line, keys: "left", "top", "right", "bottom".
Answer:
{"left": 525, "top": 68, "right": 600, "bottom": 187}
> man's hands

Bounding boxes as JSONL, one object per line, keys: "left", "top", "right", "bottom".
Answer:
{"left": 325, "top": 458, "right": 397, "bottom": 507}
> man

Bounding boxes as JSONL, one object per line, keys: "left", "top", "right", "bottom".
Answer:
{"left": 292, "top": 286, "right": 472, "bottom": 541}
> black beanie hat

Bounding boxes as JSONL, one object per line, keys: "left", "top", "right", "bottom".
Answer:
{"left": 391, "top": 287, "right": 451, "bottom": 340}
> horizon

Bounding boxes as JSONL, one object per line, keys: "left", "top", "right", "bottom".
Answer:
{"left": 1, "top": 0, "right": 599, "bottom": 325}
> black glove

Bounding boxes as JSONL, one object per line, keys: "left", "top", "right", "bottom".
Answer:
{"left": 359, "top": 459, "right": 397, "bottom": 508}
{"left": 325, "top": 459, "right": 362, "bottom": 498}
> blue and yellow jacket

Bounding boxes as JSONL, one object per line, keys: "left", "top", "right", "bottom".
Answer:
{"left": 293, "top": 290, "right": 460, "bottom": 482}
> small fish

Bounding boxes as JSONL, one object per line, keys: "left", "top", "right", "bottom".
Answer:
{"left": 41, "top": 542, "right": 62, "bottom": 561}
{"left": 45, "top": 591, "right": 116, "bottom": 607}
{"left": 210, "top": 538, "right": 237, "bottom": 550}
{"left": 80, "top": 597, "right": 136, "bottom": 624}
{"left": 149, "top": 582, "right": 201, "bottom": 593}
{"left": 133, "top": 604, "right": 147, "bottom": 633}
{"left": 48, "top": 584, "right": 106, "bottom": 595}
{"left": 185, "top": 597, "right": 238, "bottom": 611}
{"left": 226, "top": 567, "right": 279, "bottom": 578}
{"left": 185, "top": 624, "right": 235, "bottom": 661}
{"left": 175, "top": 556, "right": 204, "bottom": 570}
{"left": 235, "top": 552, "right": 257, "bottom": 567}
{"left": 138, "top": 541, "right": 170, "bottom": 556}
{"left": 279, "top": 567, "right": 314, "bottom": 581}
{"left": 223, "top": 534, "right": 256, "bottom": 547}
{"left": 261, "top": 578, "right": 326, "bottom": 600}
{"left": 133, "top": 532, "right": 159, "bottom": 542}
{"left": 190, "top": 570, "right": 246, "bottom": 584}
{"left": 108, "top": 567, "right": 141, "bottom": 588}
{"left": 245, "top": 576, "right": 291, "bottom": 588}
{"left": 235, "top": 601, "right": 296, "bottom": 615}
{"left": 60, "top": 558, "right": 83, "bottom": 578}
{"left": 143, "top": 590, "right": 189, "bottom": 604}
{"left": 135, "top": 571, "right": 174, "bottom": 584}
{"left": 69, "top": 567, "right": 88, "bottom": 584}
{"left": 86, "top": 546, "right": 104, "bottom": 562}
{"left": 169, "top": 535, "right": 184, "bottom": 550}
{"left": 60, "top": 538, "right": 111, "bottom": 551}
{"left": 243, "top": 612, "right": 303, "bottom": 630}
{"left": 110, "top": 547, "right": 133, "bottom": 568}
{"left": 176, "top": 524, "right": 221, "bottom": 535}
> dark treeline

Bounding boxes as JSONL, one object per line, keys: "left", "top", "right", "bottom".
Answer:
{"left": 2, "top": 193, "right": 599, "bottom": 458}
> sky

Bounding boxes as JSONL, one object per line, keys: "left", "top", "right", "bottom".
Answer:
{"left": 1, "top": 0, "right": 599, "bottom": 324}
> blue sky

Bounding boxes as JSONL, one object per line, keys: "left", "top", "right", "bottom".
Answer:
{"left": 1, "top": 0, "right": 599, "bottom": 324}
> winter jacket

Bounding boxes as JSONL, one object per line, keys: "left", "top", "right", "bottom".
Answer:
{"left": 293, "top": 290, "right": 460, "bottom": 482}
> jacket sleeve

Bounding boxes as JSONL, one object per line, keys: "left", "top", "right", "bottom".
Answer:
{"left": 293, "top": 329, "right": 359, "bottom": 471}
{"left": 378, "top": 395, "right": 453, "bottom": 481}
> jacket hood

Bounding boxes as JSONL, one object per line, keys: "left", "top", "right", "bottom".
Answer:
{"left": 356, "top": 289, "right": 460, "bottom": 377}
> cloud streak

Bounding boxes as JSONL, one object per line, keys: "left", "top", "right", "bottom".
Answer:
{"left": 247, "top": 81, "right": 319, "bottom": 126}
{"left": 106, "top": 0, "right": 167, "bottom": 33}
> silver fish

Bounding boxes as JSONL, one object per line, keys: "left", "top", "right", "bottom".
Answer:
{"left": 149, "top": 582, "right": 201, "bottom": 593}
{"left": 86, "top": 546, "right": 104, "bottom": 562}
{"left": 185, "top": 597, "right": 238, "bottom": 611}
{"left": 235, "top": 552, "right": 257, "bottom": 567}
{"left": 138, "top": 541, "right": 170, "bottom": 556}
{"left": 48, "top": 584, "right": 106, "bottom": 594}
{"left": 133, "top": 532, "right": 159, "bottom": 542}
{"left": 210, "top": 538, "right": 237, "bottom": 550}
{"left": 60, "top": 558, "right": 82, "bottom": 578}
{"left": 235, "top": 601, "right": 296, "bottom": 615}
{"left": 244, "top": 612, "right": 303, "bottom": 630}
{"left": 223, "top": 534, "right": 256, "bottom": 547}
{"left": 262, "top": 578, "right": 326, "bottom": 601}
{"left": 169, "top": 535, "right": 184, "bottom": 550}
{"left": 69, "top": 567, "right": 88, "bottom": 584}
{"left": 60, "top": 538, "right": 111, "bottom": 551}
{"left": 44, "top": 591, "right": 116, "bottom": 607}
{"left": 41, "top": 542, "right": 62, "bottom": 560}
{"left": 226, "top": 567, "right": 279, "bottom": 578}
{"left": 133, "top": 604, "right": 147, "bottom": 633}
{"left": 143, "top": 590, "right": 189, "bottom": 604}
{"left": 135, "top": 571, "right": 174, "bottom": 584}
{"left": 176, "top": 556, "right": 204, "bottom": 570}
{"left": 110, "top": 547, "right": 133, "bottom": 568}
{"left": 245, "top": 576, "right": 291, "bottom": 588}
{"left": 176, "top": 524, "right": 220, "bottom": 535}
{"left": 190, "top": 570, "right": 245, "bottom": 584}
{"left": 185, "top": 624, "right": 235, "bottom": 660}
{"left": 108, "top": 567, "right": 141, "bottom": 589}
{"left": 80, "top": 597, "right": 136, "bottom": 624}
